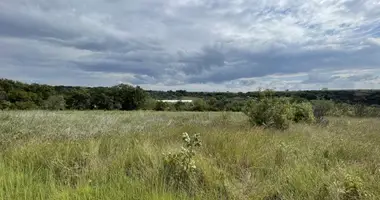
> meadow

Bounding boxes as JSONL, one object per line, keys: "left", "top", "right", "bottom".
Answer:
{"left": 1, "top": 111, "right": 380, "bottom": 199}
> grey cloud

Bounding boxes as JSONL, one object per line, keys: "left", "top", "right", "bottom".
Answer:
{"left": 302, "top": 72, "right": 380, "bottom": 85}
{"left": 226, "top": 79, "right": 257, "bottom": 89}
{"left": 0, "top": 10, "right": 75, "bottom": 40}
{"left": 185, "top": 43, "right": 380, "bottom": 83}
{"left": 345, "top": 74, "right": 379, "bottom": 82}
{"left": 179, "top": 46, "right": 226, "bottom": 75}
{"left": 302, "top": 73, "right": 339, "bottom": 84}
{"left": 1, "top": 0, "right": 380, "bottom": 90}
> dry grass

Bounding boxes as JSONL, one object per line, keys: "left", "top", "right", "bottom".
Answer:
{"left": 1, "top": 111, "right": 380, "bottom": 199}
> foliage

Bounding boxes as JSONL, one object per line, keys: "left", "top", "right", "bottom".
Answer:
{"left": 3, "top": 78, "right": 380, "bottom": 115}
{"left": 292, "top": 102, "right": 315, "bottom": 123}
{"left": 174, "top": 101, "right": 193, "bottom": 111}
{"left": 12, "top": 101, "right": 38, "bottom": 110}
{"left": 191, "top": 99, "right": 208, "bottom": 111}
{"left": 311, "top": 100, "right": 335, "bottom": 117}
{"left": 243, "top": 90, "right": 314, "bottom": 130}
{"left": 162, "top": 132, "right": 202, "bottom": 190}
{"left": 154, "top": 101, "right": 170, "bottom": 111}
{"left": 0, "top": 79, "right": 149, "bottom": 111}
{"left": 141, "top": 97, "right": 157, "bottom": 110}
{"left": 112, "top": 84, "right": 147, "bottom": 110}
{"left": 340, "top": 175, "right": 369, "bottom": 200}
{"left": 43, "top": 95, "right": 66, "bottom": 110}
{"left": 0, "top": 100, "right": 11, "bottom": 110}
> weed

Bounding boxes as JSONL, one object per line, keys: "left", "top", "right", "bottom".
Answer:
{"left": 162, "top": 132, "right": 202, "bottom": 191}
{"left": 340, "top": 175, "right": 371, "bottom": 200}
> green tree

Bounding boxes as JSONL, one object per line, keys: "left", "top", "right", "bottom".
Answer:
{"left": 206, "top": 97, "right": 218, "bottom": 111}
{"left": 0, "top": 100, "right": 11, "bottom": 110}
{"left": 154, "top": 101, "right": 169, "bottom": 111}
{"left": 12, "top": 101, "right": 38, "bottom": 110}
{"left": 66, "top": 89, "right": 91, "bottom": 110}
{"left": 192, "top": 99, "right": 208, "bottom": 111}
{"left": 112, "top": 84, "right": 148, "bottom": 110}
{"left": 90, "top": 88, "right": 114, "bottom": 110}
{"left": 44, "top": 95, "right": 66, "bottom": 110}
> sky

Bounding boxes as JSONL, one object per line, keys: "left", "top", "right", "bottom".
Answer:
{"left": 1, "top": 0, "right": 380, "bottom": 92}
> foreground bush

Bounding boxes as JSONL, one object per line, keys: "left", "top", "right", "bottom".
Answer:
{"left": 162, "top": 132, "right": 203, "bottom": 191}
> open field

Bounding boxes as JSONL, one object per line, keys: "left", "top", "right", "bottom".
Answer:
{"left": 1, "top": 111, "right": 380, "bottom": 199}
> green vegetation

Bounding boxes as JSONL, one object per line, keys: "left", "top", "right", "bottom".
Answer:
{"left": 1, "top": 111, "right": 380, "bottom": 199}
{"left": 2, "top": 78, "right": 380, "bottom": 114}
{"left": 0, "top": 79, "right": 147, "bottom": 111}
{"left": 2, "top": 78, "right": 380, "bottom": 199}
{"left": 243, "top": 90, "right": 315, "bottom": 130}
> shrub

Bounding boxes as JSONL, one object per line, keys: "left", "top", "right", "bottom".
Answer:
{"left": 174, "top": 101, "right": 193, "bottom": 111}
{"left": 0, "top": 100, "right": 11, "bottom": 110}
{"left": 292, "top": 102, "right": 315, "bottom": 123}
{"left": 351, "top": 104, "right": 380, "bottom": 117}
{"left": 353, "top": 104, "right": 366, "bottom": 118}
{"left": 243, "top": 92, "right": 288, "bottom": 130}
{"left": 43, "top": 95, "right": 66, "bottom": 110}
{"left": 12, "top": 101, "right": 38, "bottom": 110}
{"left": 243, "top": 90, "right": 315, "bottom": 130}
{"left": 154, "top": 101, "right": 170, "bottom": 111}
{"left": 192, "top": 99, "right": 208, "bottom": 111}
{"left": 340, "top": 175, "right": 371, "bottom": 200}
{"left": 311, "top": 100, "right": 335, "bottom": 117}
{"left": 162, "top": 132, "right": 202, "bottom": 191}
{"left": 141, "top": 97, "right": 157, "bottom": 110}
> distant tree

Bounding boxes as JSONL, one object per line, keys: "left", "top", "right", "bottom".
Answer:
{"left": 141, "top": 97, "right": 157, "bottom": 110}
{"left": 206, "top": 97, "right": 218, "bottom": 111}
{"left": 154, "top": 101, "right": 169, "bottom": 111}
{"left": 7, "top": 90, "right": 34, "bottom": 102}
{"left": 112, "top": 84, "right": 148, "bottom": 110}
{"left": 0, "top": 89, "right": 7, "bottom": 101}
{"left": 90, "top": 88, "right": 114, "bottom": 110}
{"left": 192, "top": 99, "right": 208, "bottom": 111}
{"left": 0, "top": 100, "right": 11, "bottom": 110}
{"left": 174, "top": 101, "right": 185, "bottom": 111}
{"left": 12, "top": 101, "right": 38, "bottom": 110}
{"left": 66, "top": 89, "right": 91, "bottom": 110}
{"left": 44, "top": 95, "right": 66, "bottom": 110}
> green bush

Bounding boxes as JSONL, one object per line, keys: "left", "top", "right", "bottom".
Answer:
{"left": 292, "top": 102, "right": 315, "bottom": 123}
{"left": 154, "top": 101, "right": 170, "bottom": 111}
{"left": 141, "top": 97, "right": 157, "bottom": 110}
{"left": 43, "top": 95, "right": 66, "bottom": 110}
{"left": 244, "top": 90, "right": 315, "bottom": 130}
{"left": 340, "top": 175, "right": 372, "bottom": 200}
{"left": 243, "top": 91, "right": 294, "bottom": 130}
{"left": 352, "top": 104, "right": 380, "bottom": 118}
{"left": 174, "top": 101, "right": 193, "bottom": 111}
{"left": 0, "top": 100, "right": 11, "bottom": 110}
{"left": 11, "top": 101, "right": 38, "bottom": 110}
{"left": 162, "top": 132, "right": 202, "bottom": 191}
{"left": 192, "top": 99, "right": 208, "bottom": 111}
{"left": 311, "top": 100, "right": 335, "bottom": 116}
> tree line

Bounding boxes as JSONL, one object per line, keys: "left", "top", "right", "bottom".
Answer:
{"left": 1, "top": 78, "right": 380, "bottom": 112}
{"left": 0, "top": 79, "right": 147, "bottom": 110}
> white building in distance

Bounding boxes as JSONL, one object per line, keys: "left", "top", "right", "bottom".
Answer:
{"left": 157, "top": 100, "right": 193, "bottom": 103}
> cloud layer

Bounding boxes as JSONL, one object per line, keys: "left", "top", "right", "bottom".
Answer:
{"left": 1, "top": 0, "right": 380, "bottom": 91}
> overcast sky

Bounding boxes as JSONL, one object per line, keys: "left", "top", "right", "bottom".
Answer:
{"left": 1, "top": 0, "right": 380, "bottom": 91}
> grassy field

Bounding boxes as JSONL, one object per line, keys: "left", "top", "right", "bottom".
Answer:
{"left": 1, "top": 111, "right": 380, "bottom": 200}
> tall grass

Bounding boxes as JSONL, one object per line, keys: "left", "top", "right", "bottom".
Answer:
{"left": 1, "top": 111, "right": 380, "bottom": 199}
